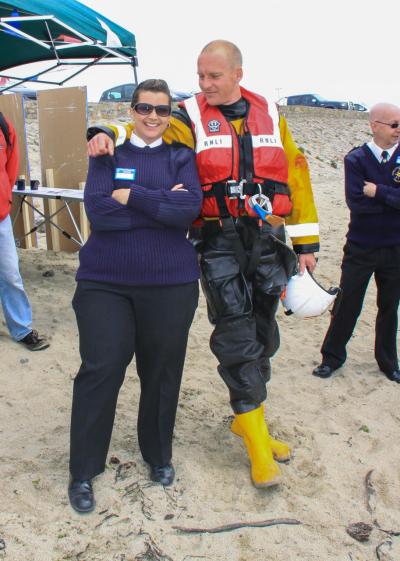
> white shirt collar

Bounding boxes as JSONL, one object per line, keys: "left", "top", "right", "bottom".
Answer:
{"left": 367, "top": 139, "right": 398, "bottom": 162}
{"left": 130, "top": 133, "right": 163, "bottom": 149}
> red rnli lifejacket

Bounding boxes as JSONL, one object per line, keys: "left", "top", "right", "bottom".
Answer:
{"left": 183, "top": 87, "right": 290, "bottom": 218}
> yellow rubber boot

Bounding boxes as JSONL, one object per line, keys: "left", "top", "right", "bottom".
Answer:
{"left": 233, "top": 407, "right": 281, "bottom": 488}
{"left": 231, "top": 405, "right": 291, "bottom": 463}
{"left": 257, "top": 405, "right": 291, "bottom": 462}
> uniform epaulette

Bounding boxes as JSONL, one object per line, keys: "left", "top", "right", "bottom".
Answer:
{"left": 347, "top": 145, "right": 361, "bottom": 155}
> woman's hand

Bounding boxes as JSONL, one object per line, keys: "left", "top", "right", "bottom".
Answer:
{"left": 112, "top": 189, "right": 131, "bottom": 205}
{"left": 171, "top": 183, "right": 188, "bottom": 192}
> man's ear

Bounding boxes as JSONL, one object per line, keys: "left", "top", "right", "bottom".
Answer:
{"left": 236, "top": 67, "right": 243, "bottom": 83}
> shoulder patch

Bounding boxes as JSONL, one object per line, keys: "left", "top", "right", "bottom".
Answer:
{"left": 347, "top": 145, "right": 361, "bottom": 155}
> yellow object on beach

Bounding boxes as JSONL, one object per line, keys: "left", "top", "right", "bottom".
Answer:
{"left": 231, "top": 404, "right": 291, "bottom": 463}
{"left": 232, "top": 406, "right": 281, "bottom": 488}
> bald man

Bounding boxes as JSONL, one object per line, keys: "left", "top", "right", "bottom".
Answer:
{"left": 87, "top": 40, "right": 320, "bottom": 487}
{"left": 313, "top": 103, "right": 400, "bottom": 382}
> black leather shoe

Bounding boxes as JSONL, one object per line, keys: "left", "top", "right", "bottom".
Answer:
{"left": 312, "top": 364, "right": 337, "bottom": 378}
{"left": 68, "top": 479, "right": 95, "bottom": 513}
{"left": 384, "top": 370, "right": 400, "bottom": 383}
{"left": 150, "top": 463, "right": 175, "bottom": 486}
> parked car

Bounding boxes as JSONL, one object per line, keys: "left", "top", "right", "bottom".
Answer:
{"left": 279, "top": 94, "right": 368, "bottom": 112}
{"left": 285, "top": 93, "right": 349, "bottom": 110}
{"left": 0, "top": 84, "right": 37, "bottom": 100}
{"left": 350, "top": 102, "right": 368, "bottom": 112}
{"left": 99, "top": 83, "right": 193, "bottom": 103}
{"left": 170, "top": 90, "right": 194, "bottom": 102}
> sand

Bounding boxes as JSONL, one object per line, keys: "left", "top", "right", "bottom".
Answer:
{"left": 0, "top": 106, "right": 399, "bottom": 561}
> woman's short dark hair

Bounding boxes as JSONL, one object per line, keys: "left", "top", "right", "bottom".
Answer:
{"left": 131, "top": 79, "right": 171, "bottom": 107}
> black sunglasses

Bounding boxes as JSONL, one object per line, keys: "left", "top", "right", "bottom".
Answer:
{"left": 133, "top": 103, "right": 171, "bottom": 117}
{"left": 374, "top": 120, "right": 400, "bottom": 129}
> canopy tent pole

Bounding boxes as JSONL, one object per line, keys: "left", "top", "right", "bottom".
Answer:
{"left": 0, "top": 1, "right": 138, "bottom": 90}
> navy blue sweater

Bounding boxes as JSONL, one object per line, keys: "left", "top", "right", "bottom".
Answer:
{"left": 76, "top": 141, "right": 202, "bottom": 286}
{"left": 344, "top": 143, "right": 400, "bottom": 247}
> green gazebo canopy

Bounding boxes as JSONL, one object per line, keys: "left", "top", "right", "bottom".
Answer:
{"left": 0, "top": 0, "right": 137, "bottom": 87}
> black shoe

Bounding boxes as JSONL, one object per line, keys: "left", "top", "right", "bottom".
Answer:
{"left": 150, "top": 463, "right": 175, "bottom": 486}
{"left": 68, "top": 479, "right": 95, "bottom": 513}
{"left": 384, "top": 370, "right": 400, "bottom": 384}
{"left": 18, "top": 330, "right": 49, "bottom": 351}
{"left": 312, "top": 363, "right": 337, "bottom": 378}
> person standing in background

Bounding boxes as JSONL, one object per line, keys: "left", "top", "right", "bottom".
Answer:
{"left": 0, "top": 111, "right": 49, "bottom": 351}
{"left": 313, "top": 103, "right": 400, "bottom": 382}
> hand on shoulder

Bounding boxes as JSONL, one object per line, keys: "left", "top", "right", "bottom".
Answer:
{"left": 88, "top": 133, "right": 114, "bottom": 157}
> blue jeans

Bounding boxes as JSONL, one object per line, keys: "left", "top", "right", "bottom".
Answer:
{"left": 0, "top": 215, "right": 32, "bottom": 341}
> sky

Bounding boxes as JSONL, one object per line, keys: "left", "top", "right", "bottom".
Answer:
{"left": 7, "top": 0, "right": 400, "bottom": 107}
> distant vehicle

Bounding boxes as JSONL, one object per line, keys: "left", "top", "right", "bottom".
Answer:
{"left": 350, "top": 102, "right": 368, "bottom": 112}
{"left": 170, "top": 90, "right": 194, "bottom": 102}
{"left": 280, "top": 93, "right": 368, "bottom": 112}
{"left": 285, "top": 93, "right": 349, "bottom": 110}
{"left": 99, "top": 83, "right": 193, "bottom": 103}
{"left": 0, "top": 84, "right": 37, "bottom": 100}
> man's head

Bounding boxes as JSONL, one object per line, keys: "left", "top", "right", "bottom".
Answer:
{"left": 369, "top": 103, "right": 400, "bottom": 149}
{"left": 197, "top": 40, "right": 243, "bottom": 106}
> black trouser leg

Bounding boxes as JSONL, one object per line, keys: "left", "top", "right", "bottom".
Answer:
{"left": 70, "top": 281, "right": 135, "bottom": 480}
{"left": 254, "top": 293, "right": 281, "bottom": 382}
{"left": 252, "top": 220, "right": 294, "bottom": 382}
{"left": 211, "top": 316, "right": 267, "bottom": 413}
{"left": 134, "top": 283, "right": 199, "bottom": 466}
{"left": 374, "top": 246, "right": 400, "bottom": 374}
{"left": 321, "top": 241, "right": 374, "bottom": 368}
{"left": 200, "top": 225, "right": 289, "bottom": 414}
{"left": 200, "top": 232, "right": 265, "bottom": 413}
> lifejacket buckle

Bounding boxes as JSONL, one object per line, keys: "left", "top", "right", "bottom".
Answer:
{"left": 226, "top": 179, "right": 247, "bottom": 199}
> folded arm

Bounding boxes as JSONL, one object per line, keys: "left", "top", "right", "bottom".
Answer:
{"left": 84, "top": 155, "right": 137, "bottom": 231}
{"left": 345, "top": 157, "right": 384, "bottom": 213}
{"left": 124, "top": 150, "right": 202, "bottom": 228}
{"left": 86, "top": 149, "right": 202, "bottom": 231}
{"left": 373, "top": 182, "right": 400, "bottom": 209}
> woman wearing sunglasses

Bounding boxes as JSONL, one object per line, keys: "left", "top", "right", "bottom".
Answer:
{"left": 68, "top": 79, "right": 202, "bottom": 513}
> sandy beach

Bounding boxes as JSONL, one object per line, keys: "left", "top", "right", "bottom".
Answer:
{"left": 0, "top": 105, "right": 399, "bottom": 561}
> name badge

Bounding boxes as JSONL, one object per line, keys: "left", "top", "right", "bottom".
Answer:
{"left": 396, "top": 156, "right": 400, "bottom": 164}
{"left": 115, "top": 168, "right": 136, "bottom": 180}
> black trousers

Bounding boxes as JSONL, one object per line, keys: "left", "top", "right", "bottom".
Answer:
{"left": 199, "top": 218, "right": 297, "bottom": 414}
{"left": 321, "top": 241, "right": 400, "bottom": 374}
{"left": 70, "top": 280, "right": 199, "bottom": 480}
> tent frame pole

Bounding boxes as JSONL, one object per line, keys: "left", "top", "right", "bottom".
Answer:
{"left": 0, "top": 12, "right": 138, "bottom": 89}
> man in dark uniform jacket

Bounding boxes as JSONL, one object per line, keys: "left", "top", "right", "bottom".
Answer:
{"left": 313, "top": 102, "right": 400, "bottom": 382}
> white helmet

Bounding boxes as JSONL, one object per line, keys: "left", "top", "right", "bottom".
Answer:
{"left": 282, "top": 269, "right": 340, "bottom": 319}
